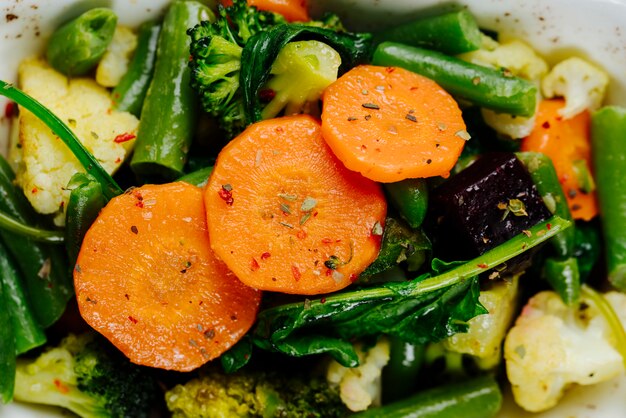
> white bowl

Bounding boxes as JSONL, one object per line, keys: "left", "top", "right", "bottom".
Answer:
{"left": 1, "top": 0, "right": 625, "bottom": 417}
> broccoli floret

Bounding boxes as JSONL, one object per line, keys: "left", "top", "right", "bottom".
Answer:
{"left": 166, "top": 369, "right": 349, "bottom": 418}
{"left": 188, "top": 0, "right": 347, "bottom": 139}
{"left": 13, "top": 332, "right": 160, "bottom": 418}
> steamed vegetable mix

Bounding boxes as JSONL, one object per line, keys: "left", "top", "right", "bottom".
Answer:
{"left": 3, "top": 1, "right": 626, "bottom": 417}
{"left": 46, "top": 8, "right": 117, "bottom": 76}
{"left": 592, "top": 106, "right": 626, "bottom": 291}
{"left": 130, "top": 1, "right": 212, "bottom": 180}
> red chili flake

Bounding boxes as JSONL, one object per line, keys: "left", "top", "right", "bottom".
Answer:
{"left": 542, "top": 121, "right": 550, "bottom": 129}
{"left": 261, "top": 252, "right": 271, "bottom": 260}
{"left": 385, "top": 67, "right": 395, "bottom": 73}
{"left": 313, "top": 211, "right": 318, "bottom": 217}
{"left": 128, "top": 316, "right": 138, "bottom": 324}
{"left": 349, "top": 273, "right": 359, "bottom": 283}
{"left": 259, "top": 88, "right": 276, "bottom": 102}
{"left": 134, "top": 192, "right": 144, "bottom": 208}
{"left": 547, "top": 223, "right": 552, "bottom": 230}
{"left": 218, "top": 185, "right": 234, "bottom": 206}
{"left": 251, "top": 258, "right": 260, "bottom": 271}
{"left": 59, "top": 201, "right": 65, "bottom": 209}
{"left": 321, "top": 238, "right": 333, "bottom": 244}
{"left": 53, "top": 379, "right": 70, "bottom": 394}
{"left": 325, "top": 268, "right": 332, "bottom": 276}
{"left": 4, "top": 101, "right": 15, "bottom": 118}
{"left": 410, "top": 86, "right": 419, "bottom": 91}
{"left": 31, "top": 187, "right": 38, "bottom": 194}
{"left": 291, "top": 265, "right": 301, "bottom": 281}
{"left": 115, "top": 157, "right": 122, "bottom": 164}
{"left": 320, "top": 297, "right": 327, "bottom": 304}
{"left": 477, "top": 263, "right": 488, "bottom": 269}
{"left": 113, "top": 133, "right": 136, "bottom": 143}
{"left": 297, "top": 230, "right": 307, "bottom": 240}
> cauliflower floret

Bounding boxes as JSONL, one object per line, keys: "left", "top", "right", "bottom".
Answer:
{"left": 504, "top": 290, "right": 626, "bottom": 412}
{"left": 460, "top": 37, "right": 548, "bottom": 138}
{"left": 541, "top": 57, "right": 609, "bottom": 119}
{"left": 326, "top": 338, "right": 390, "bottom": 412}
{"left": 445, "top": 275, "right": 519, "bottom": 368}
{"left": 95, "top": 26, "right": 138, "bottom": 88}
{"left": 12, "top": 58, "right": 138, "bottom": 225}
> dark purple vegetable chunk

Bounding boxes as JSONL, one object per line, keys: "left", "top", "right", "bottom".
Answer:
{"left": 428, "top": 152, "right": 551, "bottom": 261}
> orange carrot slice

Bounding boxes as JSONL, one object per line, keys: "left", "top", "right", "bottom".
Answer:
{"left": 74, "top": 182, "right": 261, "bottom": 371}
{"left": 220, "top": 0, "right": 309, "bottom": 22}
{"left": 321, "top": 65, "right": 467, "bottom": 183}
{"left": 205, "top": 115, "right": 386, "bottom": 295}
{"left": 522, "top": 99, "right": 597, "bottom": 220}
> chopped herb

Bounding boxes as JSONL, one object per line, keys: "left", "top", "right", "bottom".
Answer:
{"left": 364, "top": 115, "right": 372, "bottom": 121}
{"left": 371, "top": 221, "right": 383, "bottom": 236}
{"left": 455, "top": 130, "right": 471, "bottom": 141}
{"left": 347, "top": 116, "right": 358, "bottom": 121}
{"left": 222, "top": 184, "right": 233, "bottom": 192}
{"left": 67, "top": 118, "right": 76, "bottom": 126}
{"left": 300, "top": 196, "right": 317, "bottom": 212}
{"left": 472, "top": 76, "right": 481, "bottom": 85}
{"left": 324, "top": 255, "right": 341, "bottom": 270}
{"left": 361, "top": 89, "right": 369, "bottom": 95}
{"left": 405, "top": 114, "right": 417, "bottom": 122}
{"left": 279, "top": 221, "right": 294, "bottom": 229}
{"left": 90, "top": 131, "right": 99, "bottom": 139}
{"left": 362, "top": 103, "right": 380, "bottom": 110}
{"left": 300, "top": 213, "right": 312, "bottom": 225}
{"left": 279, "top": 202, "right": 291, "bottom": 214}
{"left": 508, "top": 199, "right": 528, "bottom": 217}
{"left": 130, "top": 225, "right": 139, "bottom": 234}
{"left": 278, "top": 192, "right": 297, "bottom": 201}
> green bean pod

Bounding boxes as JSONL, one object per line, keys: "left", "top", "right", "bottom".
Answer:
{"left": 112, "top": 21, "right": 162, "bottom": 117}
{"left": 177, "top": 165, "right": 214, "bottom": 188}
{"left": 46, "top": 8, "right": 117, "bottom": 76}
{"left": 130, "top": 1, "right": 212, "bottom": 180}
{"left": 382, "top": 337, "right": 425, "bottom": 403}
{"left": 543, "top": 257, "right": 580, "bottom": 306}
{"left": 354, "top": 375, "right": 502, "bottom": 418}
{"left": 65, "top": 173, "right": 106, "bottom": 268}
{"left": 0, "top": 239, "right": 46, "bottom": 354}
{"left": 384, "top": 178, "right": 429, "bottom": 229}
{"left": 373, "top": 10, "right": 482, "bottom": 54}
{"left": 516, "top": 152, "right": 574, "bottom": 257}
{"left": 0, "top": 156, "right": 72, "bottom": 328}
{"left": 591, "top": 106, "right": 626, "bottom": 290}
{"left": 372, "top": 42, "right": 537, "bottom": 117}
{"left": 0, "top": 276, "right": 16, "bottom": 404}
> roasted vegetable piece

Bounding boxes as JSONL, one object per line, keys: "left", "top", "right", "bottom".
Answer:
{"left": 352, "top": 375, "right": 502, "bottom": 418}
{"left": 130, "top": 1, "right": 212, "bottom": 180}
{"left": 46, "top": 8, "right": 117, "bottom": 76}
{"left": 384, "top": 178, "right": 429, "bottom": 229}
{"left": 428, "top": 152, "right": 551, "bottom": 261}
{"left": 591, "top": 106, "right": 626, "bottom": 290}
{"left": 373, "top": 42, "right": 537, "bottom": 117}
{"left": 373, "top": 10, "right": 482, "bottom": 54}
{"left": 112, "top": 21, "right": 161, "bottom": 117}
{"left": 165, "top": 369, "right": 348, "bottom": 418}
{"left": 13, "top": 332, "right": 160, "bottom": 418}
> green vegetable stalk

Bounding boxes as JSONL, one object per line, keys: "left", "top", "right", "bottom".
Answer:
{"left": 131, "top": 1, "right": 213, "bottom": 180}
{"left": 177, "top": 165, "right": 214, "bottom": 187}
{"left": 372, "top": 42, "right": 537, "bottom": 117}
{"left": 384, "top": 178, "right": 429, "bottom": 229}
{"left": 591, "top": 106, "right": 626, "bottom": 291}
{"left": 382, "top": 337, "right": 425, "bottom": 403}
{"left": 373, "top": 10, "right": 482, "bottom": 54}
{"left": 112, "top": 20, "right": 162, "bottom": 117}
{"left": 0, "top": 210, "right": 63, "bottom": 243}
{"left": 46, "top": 8, "right": 117, "bottom": 76}
{"left": 0, "top": 273, "right": 16, "bottom": 404}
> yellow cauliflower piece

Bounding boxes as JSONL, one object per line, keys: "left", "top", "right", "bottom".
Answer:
{"left": 326, "top": 338, "right": 390, "bottom": 412}
{"left": 504, "top": 290, "right": 626, "bottom": 413}
{"left": 96, "top": 26, "right": 138, "bottom": 88}
{"left": 541, "top": 57, "right": 609, "bottom": 119}
{"left": 12, "top": 58, "right": 138, "bottom": 225}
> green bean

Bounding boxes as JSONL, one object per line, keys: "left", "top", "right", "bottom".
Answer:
{"left": 384, "top": 178, "right": 429, "bottom": 229}
{"left": 543, "top": 257, "right": 580, "bottom": 306}
{"left": 353, "top": 375, "right": 502, "bottom": 418}
{"left": 112, "top": 21, "right": 162, "bottom": 117}
{"left": 382, "top": 336, "right": 425, "bottom": 403}
{"left": 130, "top": 1, "right": 213, "bottom": 180}
{"left": 0, "top": 274, "right": 16, "bottom": 404}
{"left": 0, "top": 156, "right": 72, "bottom": 328}
{"left": 0, "top": 210, "right": 64, "bottom": 243}
{"left": 65, "top": 173, "right": 106, "bottom": 268}
{"left": 591, "top": 106, "right": 626, "bottom": 291}
{"left": 0, "top": 240, "right": 46, "bottom": 355}
{"left": 46, "top": 8, "right": 117, "bottom": 76}
{"left": 373, "top": 10, "right": 482, "bottom": 54}
{"left": 372, "top": 42, "right": 537, "bottom": 117}
{"left": 178, "top": 165, "right": 214, "bottom": 188}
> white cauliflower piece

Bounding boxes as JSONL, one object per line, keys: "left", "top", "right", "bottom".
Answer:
{"left": 541, "top": 57, "right": 609, "bottom": 119}
{"left": 326, "top": 338, "right": 390, "bottom": 412}
{"left": 445, "top": 275, "right": 519, "bottom": 368}
{"left": 460, "top": 38, "right": 548, "bottom": 138}
{"left": 504, "top": 290, "right": 626, "bottom": 413}
{"left": 96, "top": 26, "right": 138, "bottom": 88}
{"left": 12, "top": 58, "right": 138, "bottom": 225}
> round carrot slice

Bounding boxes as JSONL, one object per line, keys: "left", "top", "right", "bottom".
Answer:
{"left": 321, "top": 65, "right": 467, "bottom": 182}
{"left": 205, "top": 115, "right": 387, "bottom": 295}
{"left": 74, "top": 182, "right": 261, "bottom": 372}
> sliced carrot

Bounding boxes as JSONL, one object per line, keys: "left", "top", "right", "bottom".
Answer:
{"left": 74, "top": 182, "right": 261, "bottom": 371}
{"left": 521, "top": 99, "right": 597, "bottom": 220}
{"left": 220, "top": 0, "right": 309, "bottom": 22}
{"left": 321, "top": 65, "right": 467, "bottom": 183}
{"left": 205, "top": 115, "right": 386, "bottom": 295}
